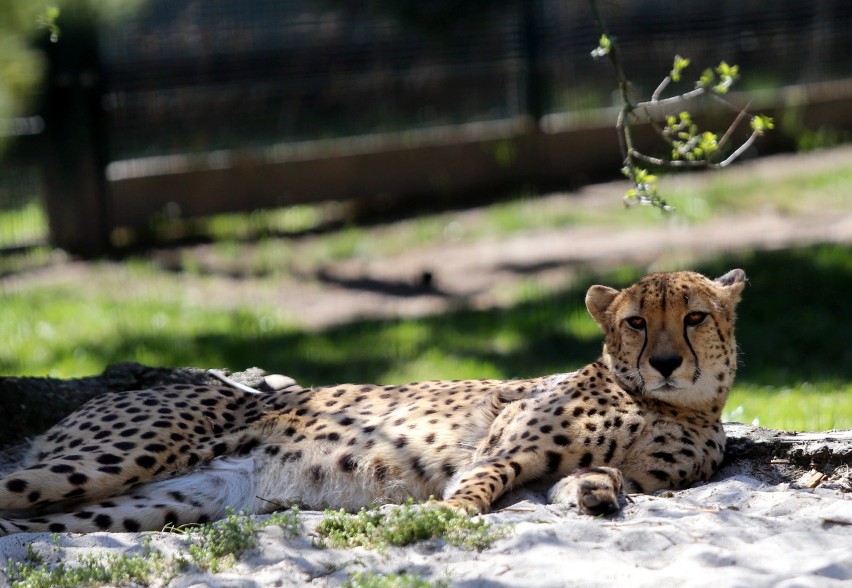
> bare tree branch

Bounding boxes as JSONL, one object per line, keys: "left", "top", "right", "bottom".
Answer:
{"left": 588, "top": 0, "right": 773, "bottom": 209}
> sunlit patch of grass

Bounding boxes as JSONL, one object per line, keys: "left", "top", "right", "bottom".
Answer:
{"left": 204, "top": 204, "right": 331, "bottom": 240}
{"left": 725, "top": 383, "right": 852, "bottom": 431}
{"left": 177, "top": 508, "right": 301, "bottom": 573}
{"left": 0, "top": 285, "right": 293, "bottom": 377}
{"left": 315, "top": 500, "right": 508, "bottom": 552}
{"left": 4, "top": 510, "right": 302, "bottom": 587}
{"left": 661, "top": 162, "right": 852, "bottom": 221}
{"left": 344, "top": 571, "right": 447, "bottom": 588}
{"left": 0, "top": 201, "right": 48, "bottom": 247}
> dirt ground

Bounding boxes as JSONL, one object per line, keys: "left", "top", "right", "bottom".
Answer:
{"left": 151, "top": 147, "right": 852, "bottom": 328}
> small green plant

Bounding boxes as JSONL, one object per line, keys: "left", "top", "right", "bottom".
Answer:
{"left": 177, "top": 508, "right": 301, "bottom": 572}
{"left": 344, "top": 571, "right": 448, "bottom": 588}
{"left": 315, "top": 500, "right": 508, "bottom": 551}
{"left": 5, "top": 537, "right": 172, "bottom": 588}
{"left": 4, "top": 510, "right": 302, "bottom": 587}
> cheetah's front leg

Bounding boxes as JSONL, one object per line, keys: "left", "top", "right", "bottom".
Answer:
{"left": 439, "top": 456, "right": 523, "bottom": 513}
{"left": 547, "top": 466, "right": 624, "bottom": 515}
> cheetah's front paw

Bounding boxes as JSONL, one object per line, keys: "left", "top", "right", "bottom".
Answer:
{"left": 548, "top": 467, "right": 624, "bottom": 516}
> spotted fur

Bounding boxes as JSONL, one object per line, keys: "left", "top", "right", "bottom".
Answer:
{"left": 0, "top": 269, "right": 746, "bottom": 534}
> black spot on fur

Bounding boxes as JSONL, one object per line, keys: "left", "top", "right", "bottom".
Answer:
{"left": 603, "top": 440, "right": 617, "bottom": 463}
{"left": 649, "top": 469, "right": 670, "bottom": 482}
{"left": 578, "top": 452, "right": 593, "bottom": 467}
{"left": 411, "top": 458, "right": 427, "bottom": 479}
{"left": 164, "top": 511, "right": 179, "bottom": 527}
{"left": 96, "top": 454, "right": 123, "bottom": 465}
{"left": 136, "top": 455, "right": 157, "bottom": 469}
{"left": 68, "top": 473, "right": 88, "bottom": 485}
{"left": 338, "top": 454, "right": 358, "bottom": 473}
{"left": 652, "top": 451, "right": 677, "bottom": 464}
{"left": 553, "top": 434, "right": 570, "bottom": 446}
{"left": 5, "top": 479, "right": 26, "bottom": 493}
{"left": 442, "top": 462, "right": 457, "bottom": 478}
{"left": 545, "top": 451, "right": 562, "bottom": 474}
{"left": 309, "top": 465, "right": 324, "bottom": 484}
{"left": 94, "top": 514, "right": 113, "bottom": 530}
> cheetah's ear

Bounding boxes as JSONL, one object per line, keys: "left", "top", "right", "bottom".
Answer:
{"left": 714, "top": 268, "right": 747, "bottom": 305}
{"left": 586, "top": 285, "right": 619, "bottom": 330}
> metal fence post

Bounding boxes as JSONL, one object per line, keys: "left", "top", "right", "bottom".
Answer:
{"left": 520, "top": 0, "right": 544, "bottom": 126}
{"left": 38, "top": 12, "right": 110, "bottom": 256}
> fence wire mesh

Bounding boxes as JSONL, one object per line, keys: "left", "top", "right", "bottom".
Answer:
{"left": 2, "top": 0, "right": 852, "bottom": 252}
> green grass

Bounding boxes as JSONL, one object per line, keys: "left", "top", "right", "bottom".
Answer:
{"left": 2, "top": 245, "right": 850, "bottom": 430}
{"left": 5, "top": 536, "right": 173, "bottom": 588}
{"left": 0, "top": 201, "right": 48, "bottom": 247}
{"left": 178, "top": 508, "right": 301, "bottom": 572}
{"left": 344, "top": 571, "right": 447, "bottom": 588}
{"left": 316, "top": 500, "right": 507, "bottom": 551}
{"left": 4, "top": 510, "right": 302, "bottom": 587}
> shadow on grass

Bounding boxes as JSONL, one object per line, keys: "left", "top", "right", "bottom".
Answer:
{"left": 696, "top": 245, "right": 852, "bottom": 387}
{"left": 2, "top": 246, "right": 849, "bottom": 390}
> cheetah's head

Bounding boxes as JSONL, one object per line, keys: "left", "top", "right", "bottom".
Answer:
{"left": 585, "top": 269, "right": 746, "bottom": 410}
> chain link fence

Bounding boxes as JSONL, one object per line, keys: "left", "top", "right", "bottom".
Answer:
{"left": 2, "top": 0, "right": 852, "bottom": 254}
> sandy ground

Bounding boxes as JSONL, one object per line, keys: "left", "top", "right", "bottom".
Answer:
{"left": 0, "top": 465, "right": 850, "bottom": 587}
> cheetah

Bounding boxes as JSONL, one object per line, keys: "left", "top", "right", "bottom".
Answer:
{"left": 0, "top": 269, "right": 746, "bottom": 535}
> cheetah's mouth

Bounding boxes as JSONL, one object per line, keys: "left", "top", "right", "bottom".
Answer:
{"left": 647, "top": 379, "right": 681, "bottom": 392}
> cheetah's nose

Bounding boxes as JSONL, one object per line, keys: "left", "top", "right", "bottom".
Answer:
{"left": 649, "top": 354, "right": 683, "bottom": 378}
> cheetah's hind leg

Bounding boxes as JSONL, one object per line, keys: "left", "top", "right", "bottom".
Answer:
{"left": 547, "top": 467, "right": 624, "bottom": 516}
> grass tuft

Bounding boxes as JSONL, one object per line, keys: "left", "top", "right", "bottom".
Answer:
{"left": 4, "top": 510, "right": 302, "bottom": 587}
{"left": 344, "top": 571, "right": 448, "bottom": 588}
{"left": 178, "top": 508, "right": 301, "bottom": 572}
{"left": 315, "top": 500, "right": 508, "bottom": 551}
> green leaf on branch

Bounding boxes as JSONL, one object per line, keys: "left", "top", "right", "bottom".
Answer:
{"left": 591, "top": 34, "right": 611, "bottom": 58}
{"left": 622, "top": 166, "right": 671, "bottom": 210}
{"left": 37, "top": 6, "right": 62, "bottom": 43}
{"left": 750, "top": 115, "right": 775, "bottom": 135}
{"left": 670, "top": 55, "right": 690, "bottom": 82}
{"left": 712, "top": 61, "right": 739, "bottom": 94}
{"left": 697, "top": 68, "right": 716, "bottom": 89}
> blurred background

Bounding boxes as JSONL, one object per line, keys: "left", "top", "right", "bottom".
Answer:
{"left": 1, "top": 0, "right": 851, "bottom": 430}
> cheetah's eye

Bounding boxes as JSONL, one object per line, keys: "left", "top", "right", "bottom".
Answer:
{"left": 625, "top": 316, "right": 646, "bottom": 330}
{"left": 685, "top": 311, "right": 708, "bottom": 327}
